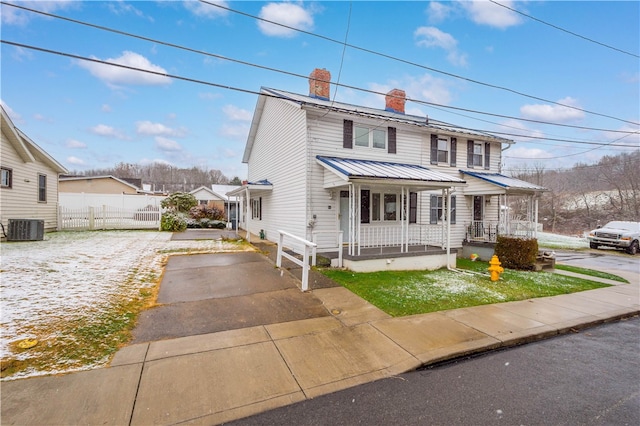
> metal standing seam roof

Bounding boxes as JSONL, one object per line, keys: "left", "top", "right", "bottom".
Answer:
{"left": 461, "top": 170, "right": 547, "bottom": 192}
{"left": 317, "top": 156, "right": 466, "bottom": 184}
{"left": 261, "top": 87, "right": 514, "bottom": 144}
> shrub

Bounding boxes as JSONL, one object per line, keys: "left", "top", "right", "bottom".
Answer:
{"left": 160, "top": 212, "right": 187, "bottom": 232}
{"left": 494, "top": 236, "right": 538, "bottom": 270}
{"left": 161, "top": 192, "right": 197, "bottom": 213}
{"left": 189, "top": 205, "right": 225, "bottom": 221}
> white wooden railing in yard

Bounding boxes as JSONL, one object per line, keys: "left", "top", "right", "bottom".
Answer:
{"left": 465, "top": 220, "right": 539, "bottom": 242}
{"left": 58, "top": 206, "right": 161, "bottom": 231}
{"left": 276, "top": 230, "right": 317, "bottom": 292}
{"left": 312, "top": 230, "right": 343, "bottom": 268}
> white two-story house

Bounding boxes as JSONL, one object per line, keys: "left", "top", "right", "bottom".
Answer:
{"left": 230, "top": 68, "right": 546, "bottom": 271}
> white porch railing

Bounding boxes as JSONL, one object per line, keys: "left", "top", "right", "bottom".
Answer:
{"left": 312, "top": 230, "right": 343, "bottom": 268}
{"left": 276, "top": 230, "right": 317, "bottom": 292}
{"left": 465, "top": 220, "right": 538, "bottom": 242}
{"left": 359, "top": 223, "right": 444, "bottom": 252}
{"left": 58, "top": 206, "right": 161, "bottom": 231}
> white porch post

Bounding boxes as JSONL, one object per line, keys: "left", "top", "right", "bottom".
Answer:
{"left": 401, "top": 186, "right": 408, "bottom": 253}
{"left": 533, "top": 197, "right": 538, "bottom": 239}
{"left": 446, "top": 187, "right": 452, "bottom": 268}
{"left": 245, "top": 187, "right": 251, "bottom": 243}
{"left": 348, "top": 183, "right": 354, "bottom": 256}
{"left": 357, "top": 184, "right": 362, "bottom": 256}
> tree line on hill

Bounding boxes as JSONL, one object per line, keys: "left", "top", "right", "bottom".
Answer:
{"left": 71, "top": 162, "right": 242, "bottom": 193}
{"left": 509, "top": 151, "right": 639, "bottom": 235}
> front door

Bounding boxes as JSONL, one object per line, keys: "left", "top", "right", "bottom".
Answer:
{"left": 473, "top": 195, "right": 484, "bottom": 239}
{"left": 339, "top": 190, "right": 350, "bottom": 242}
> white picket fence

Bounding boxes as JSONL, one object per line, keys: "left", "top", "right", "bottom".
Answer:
{"left": 58, "top": 205, "right": 161, "bottom": 231}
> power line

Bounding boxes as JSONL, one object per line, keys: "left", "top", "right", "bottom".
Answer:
{"left": 2, "top": 1, "right": 637, "bottom": 138}
{"left": 489, "top": 0, "right": 639, "bottom": 58}
{"left": 3, "top": 39, "right": 638, "bottom": 151}
{"left": 200, "top": 0, "right": 640, "bottom": 127}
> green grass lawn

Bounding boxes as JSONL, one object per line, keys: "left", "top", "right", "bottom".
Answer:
{"left": 320, "top": 258, "right": 619, "bottom": 317}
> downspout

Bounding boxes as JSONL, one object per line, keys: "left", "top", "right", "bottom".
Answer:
{"left": 446, "top": 187, "right": 453, "bottom": 271}
{"left": 500, "top": 144, "right": 512, "bottom": 174}
{"left": 245, "top": 187, "right": 250, "bottom": 243}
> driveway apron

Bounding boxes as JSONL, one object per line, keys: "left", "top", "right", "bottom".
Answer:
{"left": 131, "top": 250, "right": 331, "bottom": 343}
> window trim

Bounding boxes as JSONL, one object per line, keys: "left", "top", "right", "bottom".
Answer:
{"left": 430, "top": 195, "right": 456, "bottom": 224}
{"left": 1, "top": 167, "right": 12, "bottom": 188}
{"left": 251, "top": 197, "right": 262, "bottom": 220}
{"left": 361, "top": 190, "right": 415, "bottom": 224}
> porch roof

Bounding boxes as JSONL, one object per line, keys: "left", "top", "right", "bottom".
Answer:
{"left": 226, "top": 179, "right": 273, "bottom": 197}
{"left": 317, "top": 156, "right": 466, "bottom": 189}
{"left": 460, "top": 170, "right": 547, "bottom": 194}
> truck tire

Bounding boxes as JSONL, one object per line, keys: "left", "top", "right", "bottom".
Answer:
{"left": 589, "top": 242, "right": 599, "bottom": 249}
{"left": 626, "top": 240, "right": 639, "bottom": 255}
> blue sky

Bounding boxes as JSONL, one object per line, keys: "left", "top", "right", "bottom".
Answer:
{"left": 1, "top": 1, "right": 638, "bottom": 180}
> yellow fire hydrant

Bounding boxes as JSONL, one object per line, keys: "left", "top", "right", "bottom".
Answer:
{"left": 488, "top": 255, "right": 504, "bottom": 282}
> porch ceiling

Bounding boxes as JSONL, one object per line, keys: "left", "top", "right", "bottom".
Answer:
{"left": 317, "top": 156, "right": 467, "bottom": 190}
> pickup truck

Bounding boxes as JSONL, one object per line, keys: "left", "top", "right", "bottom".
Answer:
{"left": 587, "top": 221, "right": 640, "bottom": 255}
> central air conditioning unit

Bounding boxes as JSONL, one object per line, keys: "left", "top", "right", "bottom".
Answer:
{"left": 7, "top": 219, "right": 45, "bottom": 241}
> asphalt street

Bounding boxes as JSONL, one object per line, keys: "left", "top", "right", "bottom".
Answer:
{"left": 553, "top": 248, "right": 640, "bottom": 277}
{"left": 230, "top": 316, "right": 640, "bottom": 425}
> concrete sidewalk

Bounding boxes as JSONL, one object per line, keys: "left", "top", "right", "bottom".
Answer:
{"left": 2, "top": 258, "right": 638, "bottom": 425}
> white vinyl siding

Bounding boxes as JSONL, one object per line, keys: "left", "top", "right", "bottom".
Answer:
{"left": 246, "top": 97, "right": 308, "bottom": 248}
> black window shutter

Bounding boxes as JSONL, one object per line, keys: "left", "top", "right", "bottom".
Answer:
{"left": 430, "top": 134, "right": 438, "bottom": 165}
{"left": 450, "top": 137, "right": 457, "bottom": 167}
{"left": 343, "top": 120, "right": 353, "bottom": 149}
{"left": 430, "top": 195, "right": 438, "bottom": 224}
{"left": 467, "top": 140, "right": 474, "bottom": 168}
{"left": 388, "top": 127, "right": 396, "bottom": 154}
{"left": 484, "top": 142, "right": 491, "bottom": 170}
{"left": 451, "top": 195, "right": 456, "bottom": 224}
{"left": 360, "top": 190, "right": 370, "bottom": 223}
{"left": 409, "top": 192, "right": 417, "bottom": 224}
{"left": 259, "top": 197, "right": 262, "bottom": 220}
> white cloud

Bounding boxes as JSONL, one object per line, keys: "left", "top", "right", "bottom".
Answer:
{"left": 136, "top": 121, "right": 185, "bottom": 137}
{"left": 219, "top": 123, "right": 250, "bottom": 141}
{"left": 101, "top": 104, "right": 112, "bottom": 113}
{"left": 415, "top": 26, "right": 467, "bottom": 67}
{"left": 460, "top": 0, "right": 522, "bottom": 29}
{"left": 427, "top": 2, "right": 452, "bottom": 23}
{"left": 77, "top": 51, "right": 171, "bottom": 87}
{"left": 66, "top": 156, "right": 86, "bottom": 166}
{"left": 222, "top": 105, "right": 252, "bottom": 121}
{"left": 520, "top": 97, "right": 585, "bottom": 122}
{"left": 155, "top": 136, "right": 182, "bottom": 152}
{"left": 89, "top": 124, "right": 129, "bottom": 140}
{"left": 403, "top": 74, "right": 454, "bottom": 106}
{"left": 1, "top": 0, "right": 77, "bottom": 25}
{"left": 258, "top": 2, "right": 314, "bottom": 37}
{"left": 183, "top": 0, "right": 229, "bottom": 18}
{"left": 415, "top": 26, "right": 457, "bottom": 50}
{"left": 66, "top": 139, "right": 87, "bottom": 149}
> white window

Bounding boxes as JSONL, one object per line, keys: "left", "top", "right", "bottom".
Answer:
{"left": 354, "top": 125, "right": 386, "bottom": 149}
{"left": 361, "top": 191, "right": 409, "bottom": 223}
{"left": 1, "top": 167, "right": 12, "bottom": 188}
{"left": 471, "top": 142, "right": 483, "bottom": 167}
{"left": 251, "top": 197, "right": 261, "bottom": 220}
{"left": 437, "top": 138, "right": 449, "bottom": 163}
{"left": 38, "top": 174, "right": 47, "bottom": 202}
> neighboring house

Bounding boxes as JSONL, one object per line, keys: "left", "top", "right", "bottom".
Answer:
{"left": 230, "top": 68, "right": 546, "bottom": 271}
{"left": 190, "top": 184, "right": 241, "bottom": 223}
{"left": 1, "top": 106, "right": 68, "bottom": 235}
{"left": 59, "top": 175, "right": 141, "bottom": 194}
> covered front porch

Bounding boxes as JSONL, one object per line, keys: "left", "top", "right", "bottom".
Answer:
{"left": 315, "top": 156, "right": 466, "bottom": 272}
{"left": 459, "top": 170, "right": 547, "bottom": 260}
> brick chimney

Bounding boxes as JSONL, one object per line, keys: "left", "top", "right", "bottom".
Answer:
{"left": 385, "top": 88, "right": 406, "bottom": 114}
{"left": 309, "top": 68, "right": 331, "bottom": 100}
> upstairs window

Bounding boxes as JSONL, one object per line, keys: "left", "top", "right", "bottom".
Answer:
{"left": 467, "top": 140, "right": 491, "bottom": 169}
{"left": 38, "top": 174, "right": 47, "bottom": 202}
{"left": 430, "top": 134, "right": 457, "bottom": 166}
{"left": 355, "top": 125, "right": 386, "bottom": 150}
{"left": 1, "top": 167, "right": 12, "bottom": 188}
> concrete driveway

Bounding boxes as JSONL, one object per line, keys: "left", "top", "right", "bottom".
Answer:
{"left": 131, "top": 235, "right": 334, "bottom": 343}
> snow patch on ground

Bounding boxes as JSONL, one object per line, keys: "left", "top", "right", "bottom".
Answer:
{"left": 537, "top": 232, "right": 589, "bottom": 250}
{"left": 0, "top": 230, "right": 248, "bottom": 361}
